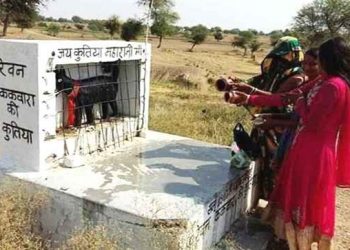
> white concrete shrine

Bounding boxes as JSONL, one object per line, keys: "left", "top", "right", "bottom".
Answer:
{"left": 0, "top": 39, "right": 150, "bottom": 172}
{"left": 0, "top": 40, "right": 258, "bottom": 249}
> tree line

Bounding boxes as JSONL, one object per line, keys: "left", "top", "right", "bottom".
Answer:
{"left": 139, "top": 0, "right": 350, "bottom": 51}
{"left": 1, "top": 0, "right": 349, "bottom": 52}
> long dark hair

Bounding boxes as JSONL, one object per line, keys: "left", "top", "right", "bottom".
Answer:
{"left": 319, "top": 37, "right": 350, "bottom": 83}
{"left": 305, "top": 47, "right": 319, "bottom": 60}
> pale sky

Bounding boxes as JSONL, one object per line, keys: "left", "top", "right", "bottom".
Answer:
{"left": 39, "top": 0, "right": 314, "bottom": 33}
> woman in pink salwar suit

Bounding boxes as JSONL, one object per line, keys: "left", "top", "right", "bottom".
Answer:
{"left": 227, "top": 37, "right": 350, "bottom": 249}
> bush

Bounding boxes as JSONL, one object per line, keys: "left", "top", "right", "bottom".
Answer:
{"left": 47, "top": 23, "right": 61, "bottom": 36}
{"left": 45, "top": 17, "right": 56, "bottom": 22}
{"left": 121, "top": 19, "right": 144, "bottom": 41}
{"left": 104, "top": 16, "right": 121, "bottom": 38}
{"left": 74, "top": 23, "right": 85, "bottom": 31}
{"left": 58, "top": 17, "right": 70, "bottom": 23}
{"left": 88, "top": 20, "right": 105, "bottom": 32}
{"left": 214, "top": 31, "right": 224, "bottom": 42}
{"left": 72, "top": 15, "right": 84, "bottom": 23}
{"left": 62, "top": 24, "right": 72, "bottom": 30}
{"left": 37, "top": 21, "right": 47, "bottom": 28}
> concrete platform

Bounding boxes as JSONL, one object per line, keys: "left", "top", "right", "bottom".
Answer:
{"left": 7, "top": 131, "right": 258, "bottom": 249}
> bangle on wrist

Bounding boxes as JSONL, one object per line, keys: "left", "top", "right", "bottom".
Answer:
{"left": 245, "top": 95, "right": 251, "bottom": 104}
{"left": 249, "top": 87, "right": 256, "bottom": 95}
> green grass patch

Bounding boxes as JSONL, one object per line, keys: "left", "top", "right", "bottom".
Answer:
{"left": 149, "top": 82, "right": 252, "bottom": 146}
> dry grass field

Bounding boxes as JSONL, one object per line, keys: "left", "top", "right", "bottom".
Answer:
{"left": 0, "top": 25, "right": 349, "bottom": 249}
{"left": 149, "top": 36, "right": 263, "bottom": 146}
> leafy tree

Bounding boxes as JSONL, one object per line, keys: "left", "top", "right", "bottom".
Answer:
{"left": 74, "top": 23, "right": 85, "bottom": 30}
{"left": 172, "top": 25, "right": 183, "bottom": 34}
{"left": 88, "top": 20, "right": 105, "bottom": 32}
{"left": 230, "top": 28, "right": 240, "bottom": 34}
{"left": 71, "top": 15, "right": 84, "bottom": 23}
{"left": 223, "top": 28, "right": 241, "bottom": 34}
{"left": 269, "top": 30, "right": 284, "bottom": 46}
{"left": 249, "top": 39, "right": 262, "bottom": 57}
{"left": 212, "top": 26, "right": 223, "bottom": 41}
{"left": 121, "top": 18, "right": 144, "bottom": 41}
{"left": 214, "top": 31, "right": 224, "bottom": 42}
{"left": 58, "top": 17, "right": 69, "bottom": 23}
{"left": 62, "top": 24, "right": 72, "bottom": 30}
{"left": 74, "top": 23, "right": 85, "bottom": 37}
{"left": 138, "top": 0, "right": 178, "bottom": 47}
{"left": 210, "top": 26, "right": 222, "bottom": 33}
{"left": 104, "top": 16, "right": 121, "bottom": 38}
{"left": 137, "top": 0, "right": 173, "bottom": 9}
{"left": 46, "top": 23, "right": 60, "bottom": 36}
{"left": 188, "top": 25, "right": 208, "bottom": 52}
{"left": 248, "top": 29, "right": 258, "bottom": 35}
{"left": 151, "top": 8, "right": 179, "bottom": 48}
{"left": 45, "top": 16, "right": 55, "bottom": 22}
{"left": 14, "top": 8, "right": 38, "bottom": 32}
{"left": 37, "top": 21, "right": 47, "bottom": 27}
{"left": 37, "top": 14, "right": 45, "bottom": 21}
{"left": 0, "top": 0, "right": 48, "bottom": 36}
{"left": 268, "top": 29, "right": 283, "bottom": 35}
{"left": 283, "top": 28, "right": 293, "bottom": 36}
{"left": 182, "top": 27, "right": 191, "bottom": 38}
{"left": 232, "top": 30, "right": 255, "bottom": 56}
{"left": 293, "top": 0, "right": 350, "bottom": 46}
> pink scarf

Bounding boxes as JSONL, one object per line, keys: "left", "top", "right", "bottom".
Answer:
{"left": 337, "top": 78, "right": 350, "bottom": 187}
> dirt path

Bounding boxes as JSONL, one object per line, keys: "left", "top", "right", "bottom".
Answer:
{"left": 335, "top": 188, "right": 350, "bottom": 249}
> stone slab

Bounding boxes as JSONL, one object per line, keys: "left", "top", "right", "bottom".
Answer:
{"left": 8, "top": 131, "right": 258, "bottom": 249}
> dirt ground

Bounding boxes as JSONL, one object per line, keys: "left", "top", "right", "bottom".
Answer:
{"left": 214, "top": 188, "right": 350, "bottom": 250}
{"left": 334, "top": 188, "right": 350, "bottom": 249}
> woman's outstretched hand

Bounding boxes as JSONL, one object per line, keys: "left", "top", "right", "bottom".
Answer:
{"left": 228, "top": 76, "right": 254, "bottom": 94}
{"left": 224, "top": 91, "right": 249, "bottom": 105}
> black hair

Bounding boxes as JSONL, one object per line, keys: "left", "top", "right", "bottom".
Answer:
{"left": 319, "top": 37, "right": 350, "bottom": 83}
{"left": 305, "top": 48, "right": 319, "bottom": 60}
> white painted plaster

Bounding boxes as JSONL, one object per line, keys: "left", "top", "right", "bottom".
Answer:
{"left": 0, "top": 40, "right": 151, "bottom": 172}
